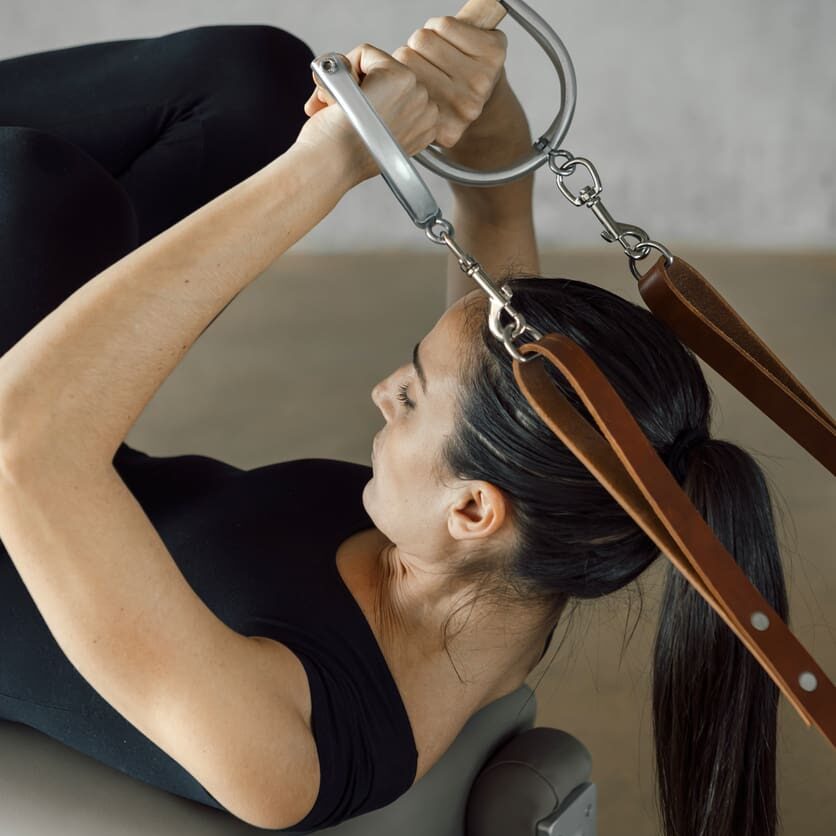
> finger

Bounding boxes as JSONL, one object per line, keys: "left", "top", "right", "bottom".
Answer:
{"left": 424, "top": 15, "right": 507, "bottom": 58}
{"left": 307, "top": 56, "right": 364, "bottom": 114}
{"left": 303, "top": 93, "right": 325, "bottom": 116}
{"left": 308, "top": 70, "right": 337, "bottom": 108}
{"left": 405, "top": 28, "right": 477, "bottom": 81}
{"left": 345, "top": 42, "right": 410, "bottom": 83}
{"left": 397, "top": 45, "right": 483, "bottom": 137}
{"left": 393, "top": 44, "right": 453, "bottom": 93}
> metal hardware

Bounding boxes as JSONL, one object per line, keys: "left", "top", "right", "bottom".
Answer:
{"left": 751, "top": 611, "right": 770, "bottom": 631}
{"left": 799, "top": 672, "right": 818, "bottom": 692}
{"left": 548, "top": 148, "right": 674, "bottom": 280}
{"left": 537, "top": 782, "right": 597, "bottom": 836}
{"left": 311, "top": 52, "right": 442, "bottom": 230}
{"left": 435, "top": 225, "right": 544, "bottom": 363}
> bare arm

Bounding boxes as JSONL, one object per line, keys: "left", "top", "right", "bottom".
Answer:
{"left": 0, "top": 140, "right": 360, "bottom": 827}
{"left": 443, "top": 71, "right": 541, "bottom": 308}
{"left": 445, "top": 185, "right": 539, "bottom": 307}
{"left": 0, "top": 141, "right": 356, "bottom": 468}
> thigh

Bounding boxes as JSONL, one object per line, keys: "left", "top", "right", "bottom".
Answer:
{"left": 0, "top": 126, "right": 138, "bottom": 358}
{"left": 0, "top": 24, "right": 316, "bottom": 244}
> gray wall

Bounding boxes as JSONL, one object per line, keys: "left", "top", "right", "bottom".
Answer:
{"left": 2, "top": 0, "right": 834, "bottom": 253}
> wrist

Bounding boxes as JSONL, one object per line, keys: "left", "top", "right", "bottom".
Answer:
{"left": 289, "top": 130, "right": 369, "bottom": 193}
{"left": 441, "top": 77, "right": 535, "bottom": 215}
{"left": 447, "top": 72, "right": 532, "bottom": 161}
{"left": 449, "top": 162, "right": 535, "bottom": 220}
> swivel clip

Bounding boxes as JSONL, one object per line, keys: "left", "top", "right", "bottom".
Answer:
{"left": 547, "top": 148, "right": 674, "bottom": 279}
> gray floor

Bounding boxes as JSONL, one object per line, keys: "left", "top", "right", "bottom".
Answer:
{"left": 2, "top": 250, "right": 833, "bottom": 834}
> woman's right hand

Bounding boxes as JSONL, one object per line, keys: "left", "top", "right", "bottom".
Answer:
{"left": 392, "top": 16, "right": 516, "bottom": 152}
{"left": 296, "top": 44, "right": 440, "bottom": 185}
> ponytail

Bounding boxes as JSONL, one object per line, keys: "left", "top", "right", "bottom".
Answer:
{"left": 652, "top": 438, "right": 789, "bottom": 836}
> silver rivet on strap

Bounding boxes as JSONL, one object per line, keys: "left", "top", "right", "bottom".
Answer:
{"left": 750, "top": 611, "right": 770, "bottom": 631}
{"left": 799, "top": 672, "right": 818, "bottom": 692}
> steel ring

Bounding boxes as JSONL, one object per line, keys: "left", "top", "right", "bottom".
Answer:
{"left": 628, "top": 241, "right": 676, "bottom": 280}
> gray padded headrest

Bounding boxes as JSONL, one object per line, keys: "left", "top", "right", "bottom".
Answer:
{"left": 466, "top": 727, "right": 592, "bottom": 836}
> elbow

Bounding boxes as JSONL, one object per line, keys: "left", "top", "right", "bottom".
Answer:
{"left": 0, "top": 434, "right": 87, "bottom": 488}
{"left": 0, "top": 439, "right": 33, "bottom": 486}
{"left": 208, "top": 781, "right": 312, "bottom": 832}
{"left": 0, "top": 381, "right": 53, "bottom": 477}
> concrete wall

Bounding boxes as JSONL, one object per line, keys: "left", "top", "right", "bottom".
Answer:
{"left": 2, "top": 0, "right": 834, "bottom": 252}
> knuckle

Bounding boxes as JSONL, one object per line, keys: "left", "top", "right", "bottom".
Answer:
{"left": 392, "top": 45, "right": 411, "bottom": 63}
{"left": 437, "top": 125, "right": 460, "bottom": 149}
{"left": 491, "top": 30, "right": 508, "bottom": 52}
{"left": 460, "top": 97, "right": 483, "bottom": 123}
{"left": 407, "top": 28, "right": 433, "bottom": 51}
{"left": 470, "top": 72, "right": 492, "bottom": 98}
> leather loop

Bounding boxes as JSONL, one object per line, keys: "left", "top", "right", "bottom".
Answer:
{"left": 638, "top": 257, "right": 836, "bottom": 475}
{"left": 513, "top": 335, "right": 836, "bottom": 747}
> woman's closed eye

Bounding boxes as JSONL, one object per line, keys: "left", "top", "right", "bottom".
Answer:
{"left": 396, "top": 381, "right": 415, "bottom": 410}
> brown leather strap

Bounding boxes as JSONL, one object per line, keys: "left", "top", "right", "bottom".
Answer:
{"left": 513, "top": 333, "right": 836, "bottom": 747}
{"left": 637, "top": 256, "right": 836, "bottom": 475}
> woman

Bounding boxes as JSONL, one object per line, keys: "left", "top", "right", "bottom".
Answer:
{"left": 0, "top": 19, "right": 787, "bottom": 836}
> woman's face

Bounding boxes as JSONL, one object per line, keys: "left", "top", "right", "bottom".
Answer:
{"left": 362, "top": 290, "right": 506, "bottom": 559}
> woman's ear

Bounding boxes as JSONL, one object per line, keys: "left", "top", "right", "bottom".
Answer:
{"left": 448, "top": 482, "right": 507, "bottom": 540}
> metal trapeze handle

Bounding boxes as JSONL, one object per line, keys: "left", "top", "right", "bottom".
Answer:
{"left": 310, "top": 52, "right": 442, "bottom": 230}
{"left": 309, "top": 0, "right": 577, "bottom": 215}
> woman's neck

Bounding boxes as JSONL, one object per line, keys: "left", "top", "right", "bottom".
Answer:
{"left": 371, "top": 535, "right": 548, "bottom": 689}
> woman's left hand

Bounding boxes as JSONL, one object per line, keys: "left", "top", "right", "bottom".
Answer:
{"left": 297, "top": 43, "right": 440, "bottom": 184}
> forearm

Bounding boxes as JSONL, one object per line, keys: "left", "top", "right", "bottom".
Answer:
{"left": 0, "top": 142, "right": 354, "bottom": 469}
{"left": 445, "top": 185, "right": 539, "bottom": 308}
{"left": 442, "top": 72, "right": 541, "bottom": 306}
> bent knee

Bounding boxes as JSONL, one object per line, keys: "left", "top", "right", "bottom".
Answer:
{"left": 171, "top": 24, "right": 315, "bottom": 84}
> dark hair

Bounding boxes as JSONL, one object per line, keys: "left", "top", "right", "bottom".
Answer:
{"left": 436, "top": 275, "right": 788, "bottom": 836}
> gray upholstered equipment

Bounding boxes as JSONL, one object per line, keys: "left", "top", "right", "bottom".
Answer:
{"left": 0, "top": 683, "right": 596, "bottom": 836}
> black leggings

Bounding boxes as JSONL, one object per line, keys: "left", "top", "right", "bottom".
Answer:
{"left": 0, "top": 22, "right": 315, "bottom": 383}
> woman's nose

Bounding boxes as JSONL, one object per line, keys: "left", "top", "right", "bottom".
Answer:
{"left": 371, "top": 380, "right": 386, "bottom": 412}
{"left": 371, "top": 380, "right": 393, "bottom": 420}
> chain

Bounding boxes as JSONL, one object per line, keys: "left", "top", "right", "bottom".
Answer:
{"left": 419, "top": 147, "right": 676, "bottom": 361}
{"left": 424, "top": 215, "right": 543, "bottom": 364}
{"left": 542, "top": 144, "right": 674, "bottom": 280}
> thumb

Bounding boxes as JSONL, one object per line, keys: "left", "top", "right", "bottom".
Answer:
{"left": 303, "top": 81, "right": 328, "bottom": 116}
{"left": 304, "top": 53, "right": 365, "bottom": 117}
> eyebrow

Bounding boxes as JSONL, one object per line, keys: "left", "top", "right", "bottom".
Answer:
{"left": 412, "top": 340, "right": 428, "bottom": 396}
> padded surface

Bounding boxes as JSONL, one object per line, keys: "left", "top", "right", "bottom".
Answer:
{"left": 0, "top": 685, "right": 537, "bottom": 835}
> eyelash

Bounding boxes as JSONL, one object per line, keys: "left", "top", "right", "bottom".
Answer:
{"left": 396, "top": 382, "right": 415, "bottom": 410}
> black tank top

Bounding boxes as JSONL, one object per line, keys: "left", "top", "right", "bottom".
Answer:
{"left": 0, "top": 445, "right": 418, "bottom": 831}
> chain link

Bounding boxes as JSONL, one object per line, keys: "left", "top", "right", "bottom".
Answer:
{"left": 423, "top": 148, "right": 677, "bottom": 359}
{"left": 422, "top": 213, "right": 543, "bottom": 364}
{"left": 547, "top": 148, "right": 674, "bottom": 277}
